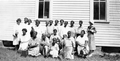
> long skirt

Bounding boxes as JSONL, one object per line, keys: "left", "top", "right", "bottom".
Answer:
{"left": 28, "top": 46, "right": 40, "bottom": 56}
{"left": 77, "top": 46, "right": 84, "bottom": 55}
{"left": 88, "top": 34, "right": 96, "bottom": 50}
{"left": 40, "top": 45, "right": 50, "bottom": 56}
{"left": 64, "top": 46, "right": 74, "bottom": 59}
{"left": 44, "top": 46, "right": 49, "bottom": 56}
{"left": 19, "top": 42, "right": 28, "bottom": 50}
{"left": 77, "top": 45, "right": 89, "bottom": 55}
{"left": 50, "top": 50, "right": 59, "bottom": 58}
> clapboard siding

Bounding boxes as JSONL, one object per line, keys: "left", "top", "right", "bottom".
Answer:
{"left": 0, "top": 0, "right": 120, "bottom": 47}
{"left": 52, "top": 0, "right": 90, "bottom": 27}
{"left": 109, "top": 0, "right": 120, "bottom": 21}
{"left": 95, "top": 0, "right": 120, "bottom": 47}
{"left": 0, "top": 0, "right": 36, "bottom": 40}
{"left": 52, "top": 0, "right": 120, "bottom": 47}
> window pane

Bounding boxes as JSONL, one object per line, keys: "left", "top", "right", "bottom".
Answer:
{"left": 100, "top": 0, "right": 105, "bottom": 1}
{"left": 94, "top": 2, "right": 99, "bottom": 20}
{"left": 38, "top": 2, "right": 43, "bottom": 18}
{"left": 100, "top": 2, "right": 106, "bottom": 20}
{"left": 44, "top": 2, "right": 49, "bottom": 18}
{"left": 39, "top": 0, "right": 44, "bottom": 1}
{"left": 94, "top": 0, "right": 99, "bottom": 1}
{"left": 45, "top": 0, "right": 49, "bottom": 1}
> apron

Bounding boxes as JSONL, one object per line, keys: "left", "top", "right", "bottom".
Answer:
{"left": 88, "top": 34, "right": 96, "bottom": 50}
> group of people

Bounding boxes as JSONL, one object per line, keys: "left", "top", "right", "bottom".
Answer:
{"left": 13, "top": 17, "right": 97, "bottom": 59}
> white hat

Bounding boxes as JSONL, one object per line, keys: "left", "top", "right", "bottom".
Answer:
{"left": 89, "top": 20, "right": 94, "bottom": 24}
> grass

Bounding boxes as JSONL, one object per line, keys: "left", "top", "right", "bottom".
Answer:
{"left": 0, "top": 46, "right": 120, "bottom": 61}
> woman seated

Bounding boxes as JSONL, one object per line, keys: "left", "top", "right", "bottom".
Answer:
{"left": 28, "top": 31, "right": 41, "bottom": 57}
{"left": 63, "top": 31, "right": 75, "bottom": 60}
{"left": 49, "top": 38, "right": 59, "bottom": 58}
{"left": 40, "top": 34, "right": 50, "bottom": 57}
{"left": 18, "top": 28, "right": 30, "bottom": 57}
{"left": 50, "top": 29, "right": 62, "bottom": 55}
{"left": 76, "top": 30, "right": 89, "bottom": 58}
{"left": 50, "top": 29, "right": 60, "bottom": 43}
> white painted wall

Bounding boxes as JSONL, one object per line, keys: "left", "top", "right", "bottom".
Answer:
{"left": 0, "top": 0, "right": 120, "bottom": 47}
{"left": 95, "top": 0, "right": 120, "bottom": 47}
{"left": 51, "top": 0, "right": 90, "bottom": 31}
{"left": 0, "top": 0, "right": 36, "bottom": 40}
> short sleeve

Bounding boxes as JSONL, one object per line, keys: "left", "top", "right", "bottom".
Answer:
{"left": 46, "top": 37, "right": 50, "bottom": 44}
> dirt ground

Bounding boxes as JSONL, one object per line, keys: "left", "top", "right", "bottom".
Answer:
{"left": 0, "top": 46, "right": 120, "bottom": 61}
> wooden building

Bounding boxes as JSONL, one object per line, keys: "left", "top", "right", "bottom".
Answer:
{"left": 0, "top": 0, "right": 120, "bottom": 47}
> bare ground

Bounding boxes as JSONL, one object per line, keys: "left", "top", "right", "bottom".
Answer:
{"left": 0, "top": 46, "right": 120, "bottom": 61}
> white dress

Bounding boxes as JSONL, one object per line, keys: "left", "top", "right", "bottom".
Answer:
{"left": 69, "top": 27, "right": 76, "bottom": 37}
{"left": 58, "top": 25, "right": 64, "bottom": 38}
{"left": 63, "top": 37, "right": 75, "bottom": 59}
{"left": 19, "top": 34, "right": 30, "bottom": 50}
{"left": 62, "top": 26, "right": 70, "bottom": 36}
{"left": 50, "top": 43, "right": 59, "bottom": 58}
{"left": 21, "top": 23, "right": 31, "bottom": 40}
{"left": 13, "top": 24, "right": 22, "bottom": 45}
{"left": 53, "top": 25, "right": 59, "bottom": 32}
{"left": 43, "top": 26, "right": 48, "bottom": 35}
{"left": 50, "top": 34, "right": 60, "bottom": 43}
{"left": 76, "top": 34, "right": 89, "bottom": 55}
{"left": 46, "top": 25, "right": 54, "bottom": 35}
{"left": 40, "top": 37, "right": 50, "bottom": 55}
{"left": 33, "top": 25, "right": 42, "bottom": 41}
{"left": 75, "top": 26, "right": 84, "bottom": 34}
{"left": 40, "top": 25, "right": 47, "bottom": 35}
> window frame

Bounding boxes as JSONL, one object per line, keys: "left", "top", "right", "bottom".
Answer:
{"left": 35, "top": 0, "right": 53, "bottom": 20}
{"left": 90, "top": 0, "right": 109, "bottom": 23}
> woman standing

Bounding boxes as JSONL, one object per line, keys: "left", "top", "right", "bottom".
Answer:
{"left": 13, "top": 18, "right": 22, "bottom": 50}
{"left": 87, "top": 21, "right": 97, "bottom": 57}
{"left": 69, "top": 21, "right": 76, "bottom": 38}
{"left": 54, "top": 20, "right": 59, "bottom": 32}
{"left": 46, "top": 20, "right": 54, "bottom": 37}
{"left": 58, "top": 19, "right": 64, "bottom": 39}
{"left": 76, "top": 20, "right": 84, "bottom": 37}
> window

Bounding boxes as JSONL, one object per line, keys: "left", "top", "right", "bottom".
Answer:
{"left": 94, "top": 0, "right": 106, "bottom": 20}
{"left": 38, "top": 0, "right": 50, "bottom": 18}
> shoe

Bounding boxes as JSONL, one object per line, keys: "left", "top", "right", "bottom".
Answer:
{"left": 35, "top": 53, "right": 41, "bottom": 56}
{"left": 82, "top": 55, "right": 87, "bottom": 59}
{"left": 87, "top": 54, "right": 93, "bottom": 57}
{"left": 66, "top": 58, "right": 70, "bottom": 60}
{"left": 57, "top": 56, "right": 61, "bottom": 60}
{"left": 44, "top": 55, "right": 48, "bottom": 58}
